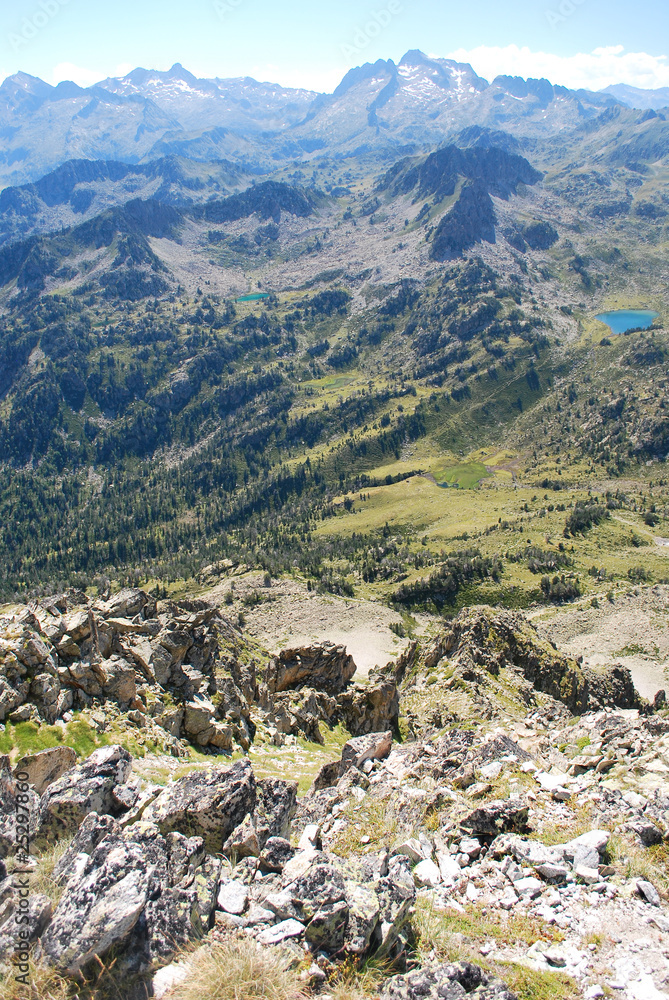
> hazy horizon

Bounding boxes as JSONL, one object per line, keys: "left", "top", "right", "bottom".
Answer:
{"left": 1, "top": 0, "right": 667, "bottom": 96}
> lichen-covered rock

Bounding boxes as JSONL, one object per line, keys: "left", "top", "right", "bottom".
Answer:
{"left": 382, "top": 961, "right": 518, "bottom": 1000}
{"left": 39, "top": 841, "right": 150, "bottom": 973}
{"left": 13, "top": 746, "right": 76, "bottom": 795}
{"left": 36, "top": 745, "right": 133, "bottom": 842}
{"left": 143, "top": 759, "right": 256, "bottom": 853}
{"left": 0, "top": 891, "right": 52, "bottom": 960}
{"left": 41, "top": 819, "right": 220, "bottom": 975}
{"left": 254, "top": 777, "right": 297, "bottom": 846}
{"left": 0, "top": 755, "right": 41, "bottom": 857}
{"left": 461, "top": 798, "right": 529, "bottom": 837}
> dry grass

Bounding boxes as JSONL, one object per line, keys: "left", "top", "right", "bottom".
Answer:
{"left": 30, "top": 837, "right": 73, "bottom": 907}
{"left": 607, "top": 835, "right": 669, "bottom": 896}
{"left": 0, "top": 959, "right": 72, "bottom": 1000}
{"left": 413, "top": 898, "right": 563, "bottom": 962}
{"left": 495, "top": 963, "right": 581, "bottom": 1000}
{"left": 328, "top": 956, "right": 394, "bottom": 1000}
{"left": 330, "top": 797, "right": 401, "bottom": 858}
{"left": 168, "top": 939, "right": 308, "bottom": 1000}
{"left": 412, "top": 899, "right": 577, "bottom": 1000}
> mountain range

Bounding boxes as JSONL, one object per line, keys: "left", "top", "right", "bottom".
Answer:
{"left": 2, "top": 50, "right": 666, "bottom": 189}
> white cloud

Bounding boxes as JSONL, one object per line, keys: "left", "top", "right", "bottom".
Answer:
{"left": 442, "top": 44, "right": 669, "bottom": 92}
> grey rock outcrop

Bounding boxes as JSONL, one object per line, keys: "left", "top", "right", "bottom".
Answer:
{"left": 143, "top": 758, "right": 256, "bottom": 852}
{"left": 382, "top": 961, "right": 518, "bottom": 1000}
{"left": 36, "top": 745, "right": 133, "bottom": 842}
{"left": 0, "top": 590, "right": 259, "bottom": 753}
{"left": 265, "top": 642, "right": 356, "bottom": 694}
{"left": 13, "top": 745, "right": 77, "bottom": 795}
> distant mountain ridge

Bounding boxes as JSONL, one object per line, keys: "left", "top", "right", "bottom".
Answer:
{"left": 602, "top": 83, "right": 669, "bottom": 111}
{"left": 0, "top": 51, "right": 629, "bottom": 189}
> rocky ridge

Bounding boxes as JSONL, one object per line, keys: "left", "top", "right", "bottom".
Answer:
{"left": 0, "top": 588, "right": 398, "bottom": 756}
{"left": 0, "top": 600, "right": 667, "bottom": 999}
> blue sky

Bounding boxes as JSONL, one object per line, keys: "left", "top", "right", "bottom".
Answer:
{"left": 1, "top": 0, "right": 668, "bottom": 93}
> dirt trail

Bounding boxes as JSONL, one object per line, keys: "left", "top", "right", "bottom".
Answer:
{"left": 532, "top": 585, "right": 669, "bottom": 701}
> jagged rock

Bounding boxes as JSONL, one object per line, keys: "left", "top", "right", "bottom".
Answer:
{"left": 143, "top": 759, "right": 256, "bottom": 853}
{"left": 311, "top": 760, "right": 342, "bottom": 792}
{"left": 395, "top": 607, "right": 647, "bottom": 732}
{"left": 223, "top": 815, "right": 261, "bottom": 859}
{"left": 255, "top": 777, "right": 297, "bottom": 845}
{"left": 461, "top": 798, "right": 529, "bottom": 836}
{"left": 104, "top": 589, "right": 154, "bottom": 620}
{"left": 0, "top": 755, "right": 41, "bottom": 857}
{"left": 53, "top": 812, "right": 122, "bottom": 881}
{"left": 41, "top": 817, "right": 220, "bottom": 974}
{"left": 636, "top": 879, "right": 661, "bottom": 906}
{"left": 290, "top": 862, "right": 349, "bottom": 950}
{"left": 39, "top": 842, "right": 151, "bottom": 973}
{"left": 374, "top": 865, "right": 415, "bottom": 955}
{"left": 0, "top": 891, "right": 52, "bottom": 960}
{"left": 259, "top": 836, "right": 295, "bottom": 873}
{"left": 265, "top": 642, "right": 356, "bottom": 694}
{"left": 345, "top": 880, "right": 381, "bottom": 953}
{"left": 341, "top": 731, "right": 393, "bottom": 773}
{"left": 13, "top": 746, "right": 77, "bottom": 795}
{"left": 36, "top": 745, "right": 133, "bottom": 842}
{"left": 338, "top": 667, "right": 400, "bottom": 736}
{"left": 382, "top": 961, "right": 518, "bottom": 1000}
{"left": 310, "top": 731, "right": 393, "bottom": 792}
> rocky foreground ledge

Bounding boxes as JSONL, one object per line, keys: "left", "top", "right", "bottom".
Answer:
{"left": 0, "top": 592, "right": 668, "bottom": 998}
{"left": 0, "top": 710, "right": 668, "bottom": 999}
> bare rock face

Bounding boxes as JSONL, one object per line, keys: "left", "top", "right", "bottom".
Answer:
{"left": 13, "top": 746, "right": 77, "bottom": 795}
{"left": 265, "top": 642, "right": 356, "bottom": 694}
{"left": 143, "top": 759, "right": 256, "bottom": 853}
{"left": 36, "top": 745, "right": 133, "bottom": 843}
{"left": 338, "top": 666, "right": 399, "bottom": 736}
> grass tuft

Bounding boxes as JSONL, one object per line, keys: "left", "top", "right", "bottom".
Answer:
{"left": 168, "top": 939, "right": 308, "bottom": 1000}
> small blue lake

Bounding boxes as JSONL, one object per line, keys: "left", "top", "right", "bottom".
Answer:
{"left": 595, "top": 309, "right": 659, "bottom": 335}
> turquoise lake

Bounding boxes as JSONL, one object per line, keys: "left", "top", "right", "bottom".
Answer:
{"left": 236, "top": 292, "right": 269, "bottom": 302}
{"left": 595, "top": 309, "right": 659, "bottom": 335}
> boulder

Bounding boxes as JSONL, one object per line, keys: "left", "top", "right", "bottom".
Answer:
{"left": 0, "top": 892, "right": 52, "bottom": 960}
{"left": 41, "top": 820, "right": 220, "bottom": 974}
{"left": 0, "top": 755, "right": 41, "bottom": 857}
{"left": 37, "top": 745, "right": 133, "bottom": 842}
{"left": 143, "top": 759, "right": 256, "bottom": 853}
{"left": 13, "top": 746, "right": 76, "bottom": 795}
{"left": 39, "top": 842, "right": 151, "bottom": 973}
{"left": 382, "top": 961, "right": 518, "bottom": 1000}
{"left": 259, "top": 837, "right": 295, "bottom": 873}
{"left": 461, "top": 799, "right": 529, "bottom": 836}
{"left": 341, "top": 731, "right": 393, "bottom": 773}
